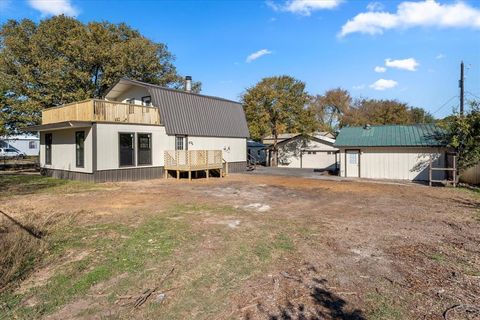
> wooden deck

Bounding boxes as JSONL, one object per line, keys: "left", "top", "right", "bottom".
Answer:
{"left": 42, "top": 99, "right": 160, "bottom": 125}
{"left": 164, "top": 150, "right": 227, "bottom": 180}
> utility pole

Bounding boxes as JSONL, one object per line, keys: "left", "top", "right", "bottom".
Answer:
{"left": 459, "top": 61, "right": 464, "bottom": 116}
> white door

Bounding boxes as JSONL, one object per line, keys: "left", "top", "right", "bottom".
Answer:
{"left": 346, "top": 150, "right": 360, "bottom": 177}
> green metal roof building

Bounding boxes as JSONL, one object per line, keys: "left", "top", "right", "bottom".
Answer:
{"left": 334, "top": 124, "right": 449, "bottom": 181}
{"left": 334, "top": 124, "right": 446, "bottom": 148}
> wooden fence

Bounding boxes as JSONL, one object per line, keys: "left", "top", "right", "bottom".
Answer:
{"left": 460, "top": 163, "right": 480, "bottom": 185}
{"left": 42, "top": 99, "right": 160, "bottom": 125}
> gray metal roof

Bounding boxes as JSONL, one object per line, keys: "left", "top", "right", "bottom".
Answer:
{"left": 108, "top": 78, "right": 249, "bottom": 138}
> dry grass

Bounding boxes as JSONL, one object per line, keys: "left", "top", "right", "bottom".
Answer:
{"left": 0, "top": 173, "right": 479, "bottom": 319}
{"left": 0, "top": 211, "right": 69, "bottom": 292}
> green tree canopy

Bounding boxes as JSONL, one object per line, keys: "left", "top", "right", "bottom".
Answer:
{"left": 340, "top": 98, "right": 435, "bottom": 127}
{"left": 0, "top": 15, "right": 200, "bottom": 135}
{"left": 241, "top": 75, "right": 316, "bottom": 166}
{"left": 307, "top": 88, "right": 352, "bottom": 133}
{"left": 443, "top": 101, "right": 480, "bottom": 170}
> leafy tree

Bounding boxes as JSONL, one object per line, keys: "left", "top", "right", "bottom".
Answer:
{"left": 242, "top": 76, "right": 315, "bottom": 166}
{"left": 0, "top": 15, "right": 200, "bottom": 134}
{"left": 340, "top": 98, "right": 433, "bottom": 127}
{"left": 443, "top": 101, "right": 480, "bottom": 170}
{"left": 308, "top": 88, "right": 351, "bottom": 133}
{"left": 410, "top": 107, "right": 435, "bottom": 124}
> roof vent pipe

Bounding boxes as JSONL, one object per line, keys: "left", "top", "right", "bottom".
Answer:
{"left": 185, "top": 76, "right": 192, "bottom": 92}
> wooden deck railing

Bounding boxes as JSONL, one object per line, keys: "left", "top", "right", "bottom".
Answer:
{"left": 42, "top": 99, "right": 160, "bottom": 125}
{"left": 164, "top": 150, "right": 223, "bottom": 171}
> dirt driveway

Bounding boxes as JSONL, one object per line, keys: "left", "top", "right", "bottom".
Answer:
{"left": 1, "top": 173, "right": 479, "bottom": 319}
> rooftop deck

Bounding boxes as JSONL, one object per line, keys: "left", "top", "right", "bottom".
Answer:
{"left": 42, "top": 99, "right": 161, "bottom": 125}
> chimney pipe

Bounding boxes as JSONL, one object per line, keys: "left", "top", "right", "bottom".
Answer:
{"left": 185, "top": 76, "right": 192, "bottom": 92}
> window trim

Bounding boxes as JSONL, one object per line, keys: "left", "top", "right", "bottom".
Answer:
{"left": 118, "top": 132, "right": 136, "bottom": 167}
{"left": 137, "top": 132, "right": 152, "bottom": 166}
{"left": 141, "top": 96, "right": 152, "bottom": 107}
{"left": 175, "top": 135, "right": 187, "bottom": 151}
{"left": 45, "top": 133, "right": 52, "bottom": 165}
{"left": 75, "top": 131, "right": 85, "bottom": 168}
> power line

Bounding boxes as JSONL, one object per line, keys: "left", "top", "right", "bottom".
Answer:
{"left": 466, "top": 91, "right": 480, "bottom": 100}
{"left": 431, "top": 95, "right": 459, "bottom": 116}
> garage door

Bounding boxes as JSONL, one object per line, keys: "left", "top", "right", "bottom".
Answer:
{"left": 302, "top": 151, "right": 336, "bottom": 169}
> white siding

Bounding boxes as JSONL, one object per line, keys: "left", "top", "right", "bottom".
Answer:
{"left": 108, "top": 86, "right": 150, "bottom": 105}
{"left": 187, "top": 136, "right": 246, "bottom": 162}
{"left": 339, "top": 147, "right": 446, "bottom": 181}
{"left": 95, "top": 124, "right": 246, "bottom": 171}
{"left": 4, "top": 139, "right": 39, "bottom": 156}
{"left": 96, "top": 123, "right": 172, "bottom": 170}
{"left": 40, "top": 128, "right": 93, "bottom": 173}
{"left": 277, "top": 137, "right": 338, "bottom": 169}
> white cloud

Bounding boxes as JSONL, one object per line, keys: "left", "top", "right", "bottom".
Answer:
{"left": 28, "top": 0, "right": 78, "bottom": 16}
{"left": 369, "top": 79, "right": 398, "bottom": 90}
{"left": 374, "top": 66, "right": 386, "bottom": 73}
{"left": 353, "top": 84, "right": 366, "bottom": 90}
{"left": 267, "top": 0, "right": 342, "bottom": 16}
{"left": 367, "top": 2, "right": 384, "bottom": 12}
{"left": 436, "top": 53, "right": 446, "bottom": 59}
{"left": 340, "top": 0, "right": 480, "bottom": 37}
{"left": 385, "top": 58, "right": 419, "bottom": 71}
{"left": 246, "top": 49, "right": 272, "bottom": 63}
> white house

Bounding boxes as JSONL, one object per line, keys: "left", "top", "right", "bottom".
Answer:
{"left": 0, "top": 134, "right": 39, "bottom": 156}
{"left": 335, "top": 124, "right": 448, "bottom": 181}
{"left": 27, "top": 78, "right": 249, "bottom": 182}
{"left": 264, "top": 133, "right": 338, "bottom": 170}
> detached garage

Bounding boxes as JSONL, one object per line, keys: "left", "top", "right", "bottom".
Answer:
{"left": 335, "top": 124, "right": 449, "bottom": 181}
{"left": 266, "top": 133, "right": 338, "bottom": 170}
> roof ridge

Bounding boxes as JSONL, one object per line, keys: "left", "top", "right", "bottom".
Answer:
{"left": 120, "top": 78, "right": 242, "bottom": 105}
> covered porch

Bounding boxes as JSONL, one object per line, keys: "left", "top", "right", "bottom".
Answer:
{"left": 164, "top": 150, "right": 228, "bottom": 180}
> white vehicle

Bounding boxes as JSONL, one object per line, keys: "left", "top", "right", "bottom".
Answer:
{"left": 0, "top": 148, "right": 26, "bottom": 159}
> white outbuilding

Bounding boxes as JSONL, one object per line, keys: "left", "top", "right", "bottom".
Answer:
{"left": 264, "top": 133, "right": 338, "bottom": 171}
{"left": 335, "top": 124, "right": 449, "bottom": 181}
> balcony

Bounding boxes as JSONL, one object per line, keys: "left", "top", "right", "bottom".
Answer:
{"left": 42, "top": 99, "right": 161, "bottom": 125}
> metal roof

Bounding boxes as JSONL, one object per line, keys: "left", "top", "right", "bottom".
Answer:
{"left": 23, "top": 121, "right": 93, "bottom": 132}
{"left": 334, "top": 124, "right": 447, "bottom": 147}
{"left": 106, "top": 78, "right": 249, "bottom": 138}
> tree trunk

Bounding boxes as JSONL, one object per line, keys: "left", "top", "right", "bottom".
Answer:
{"left": 272, "top": 131, "right": 278, "bottom": 167}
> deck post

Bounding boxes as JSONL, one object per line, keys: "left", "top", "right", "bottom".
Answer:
{"left": 206, "top": 169, "right": 209, "bottom": 179}
{"left": 188, "top": 171, "right": 191, "bottom": 181}
{"left": 176, "top": 170, "right": 179, "bottom": 180}
{"left": 453, "top": 155, "right": 457, "bottom": 187}
{"left": 429, "top": 155, "right": 432, "bottom": 187}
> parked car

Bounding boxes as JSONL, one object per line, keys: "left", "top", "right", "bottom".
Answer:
{"left": 0, "top": 148, "right": 26, "bottom": 159}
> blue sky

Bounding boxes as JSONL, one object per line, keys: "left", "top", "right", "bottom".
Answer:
{"left": 1, "top": 0, "right": 479, "bottom": 118}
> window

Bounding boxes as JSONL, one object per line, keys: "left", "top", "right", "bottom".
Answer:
{"left": 75, "top": 131, "right": 85, "bottom": 168}
{"left": 141, "top": 96, "right": 152, "bottom": 107}
{"left": 126, "top": 98, "right": 135, "bottom": 104}
{"left": 29, "top": 141, "right": 37, "bottom": 149}
{"left": 175, "top": 136, "right": 185, "bottom": 151}
{"left": 45, "top": 133, "right": 52, "bottom": 165}
{"left": 119, "top": 133, "right": 135, "bottom": 166}
{"left": 349, "top": 153, "right": 358, "bottom": 165}
{"left": 137, "top": 133, "right": 152, "bottom": 165}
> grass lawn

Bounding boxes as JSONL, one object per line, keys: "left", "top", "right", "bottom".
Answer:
{"left": 0, "top": 173, "right": 479, "bottom": 319}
